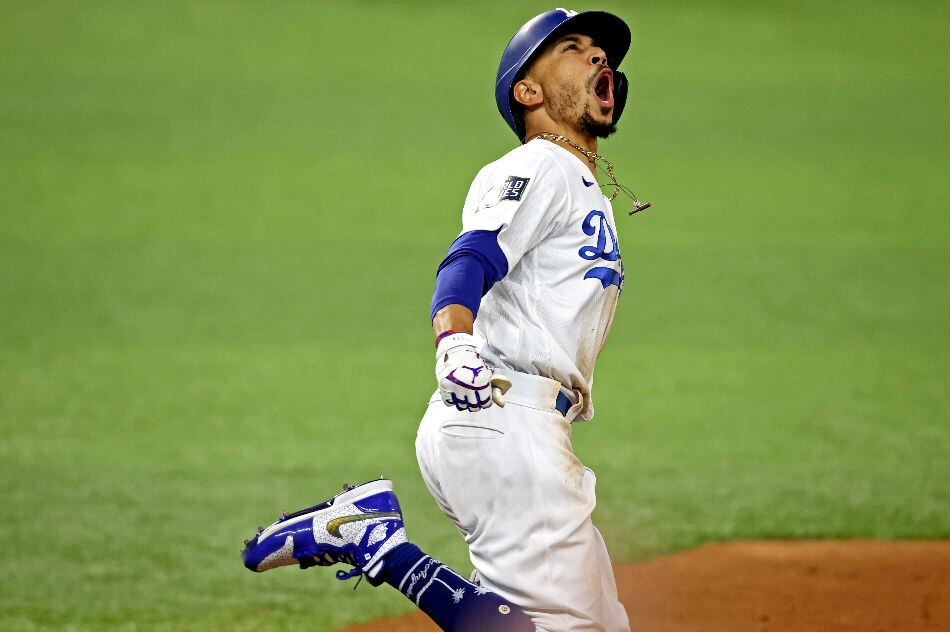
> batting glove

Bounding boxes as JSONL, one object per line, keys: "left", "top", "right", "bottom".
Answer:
{"left": 435, "top": 332, "right": 511, "bottom": 412}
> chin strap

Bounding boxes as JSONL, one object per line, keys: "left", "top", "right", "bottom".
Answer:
{"left": 612, "top": 71, "right": 628, "bottom": 124}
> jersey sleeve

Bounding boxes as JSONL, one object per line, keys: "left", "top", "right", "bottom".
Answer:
{"left": 459, "top": 151, "right": 571, "bottom": 272}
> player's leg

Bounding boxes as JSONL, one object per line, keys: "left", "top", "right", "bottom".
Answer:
{"left": 241, "top": 479, "right": 534, "bottom": 632}
{"left": 373, "top": 541, "right": 536, "bottom": 632}
{"left": 415, "top": 380, "right": 629, "bottom": 632}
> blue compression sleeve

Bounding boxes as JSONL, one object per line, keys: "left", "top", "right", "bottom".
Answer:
{"left": 380, "top": 542, "right": 535, "bottom": 632}
{"left": 430, "top": 230, "right": 508, "bottom": 320}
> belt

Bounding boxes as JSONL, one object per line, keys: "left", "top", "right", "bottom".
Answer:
{"left": 430, "top": 370, "right": 580, "bottom": 419}
{"left": 495, "top": 370, "right": 579, "bottom": 419}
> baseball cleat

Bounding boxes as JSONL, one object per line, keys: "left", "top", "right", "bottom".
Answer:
{"left": 241, "top": 478, "right": 407, "bottom": 585}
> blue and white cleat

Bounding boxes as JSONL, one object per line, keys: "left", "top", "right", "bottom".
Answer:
{"left": 242, "top": 478, "right": 407, "bottom": 585}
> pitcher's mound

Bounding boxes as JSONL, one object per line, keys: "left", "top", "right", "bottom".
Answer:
{"left": 347, "top": 540, "right": 950, "bottom": 631}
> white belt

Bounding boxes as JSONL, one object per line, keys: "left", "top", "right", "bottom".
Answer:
{"left": 429, "top": 370, "right": 584, "bottom": 421}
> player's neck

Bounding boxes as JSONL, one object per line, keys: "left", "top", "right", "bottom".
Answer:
{"left": 525, "top": 124, "right": 599, "bottom": 175}
{"left": 525, "top": 123, "right": 597, "bottom": 173}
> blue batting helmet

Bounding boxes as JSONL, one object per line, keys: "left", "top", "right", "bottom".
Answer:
{"left": 495, "top": 9, "right": 631, "bottom": 141}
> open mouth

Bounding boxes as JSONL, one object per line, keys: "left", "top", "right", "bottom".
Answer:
{"left": 593, "top": 68, "right": 614, "bottom": 110}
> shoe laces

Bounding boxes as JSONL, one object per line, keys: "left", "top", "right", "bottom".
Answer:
{"left": 335, "top": 566, "right": 364, "bottom": 589}
{"left": 306, "top": 550, "right": 364, "bottom": 589}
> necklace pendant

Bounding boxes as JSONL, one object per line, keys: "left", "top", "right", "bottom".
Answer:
{"left": 629, "top": 201, "right": 652, "bottom": 215}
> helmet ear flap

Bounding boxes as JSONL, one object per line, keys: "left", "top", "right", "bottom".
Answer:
{"left": 612, "top": 71, "right": 628, "bottom": 125}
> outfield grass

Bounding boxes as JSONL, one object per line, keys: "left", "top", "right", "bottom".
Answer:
{"left": 1, "top": 1, "right": 947, "bottom": 629}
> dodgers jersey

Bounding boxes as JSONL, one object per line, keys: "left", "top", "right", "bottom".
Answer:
{"left": 461, "top": 138, "right": 624, "bottom": 420}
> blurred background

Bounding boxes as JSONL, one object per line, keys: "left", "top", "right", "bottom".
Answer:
{"left": 1, "top": 0, "right": 947, "bottom": 629}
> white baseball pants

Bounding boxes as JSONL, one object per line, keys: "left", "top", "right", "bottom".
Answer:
{"left": 415, "top": 371, "right": 630, "bottom": 632}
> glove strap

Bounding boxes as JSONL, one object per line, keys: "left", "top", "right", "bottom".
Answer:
{"left": 435, "top": 332, "right": 478, "bottom": 361}
{"left": 434, "top": 329, "right": 461, "bottom": 348}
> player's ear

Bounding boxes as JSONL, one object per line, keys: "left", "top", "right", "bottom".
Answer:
{"left": 513, "top": 77, "right": 542, "bottom": 108}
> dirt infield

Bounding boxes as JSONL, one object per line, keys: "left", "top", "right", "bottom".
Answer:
{"left": 346, "top": 540, "right": 950, "bottom": 631}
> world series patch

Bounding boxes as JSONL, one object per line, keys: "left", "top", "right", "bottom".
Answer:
{"left": 498, "top": 176, "right": 530, "bottom": 201}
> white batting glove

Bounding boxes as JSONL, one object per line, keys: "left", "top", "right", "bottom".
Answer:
{"left": 435, "top": 332, "right": 511, "bottom": 412}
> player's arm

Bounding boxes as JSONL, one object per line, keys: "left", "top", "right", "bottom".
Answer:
{"left": 432, "top": 303, "right": 473, "bottom": 337}
{"left": 431, "top": 157, "right": 564, "bottom": 411}
{"left": 430, "top": 234, "right": 510, "bottom": 412}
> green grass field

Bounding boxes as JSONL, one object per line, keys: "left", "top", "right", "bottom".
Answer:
{"left": 1, "top": 0, "right": 947, "bottom": 629}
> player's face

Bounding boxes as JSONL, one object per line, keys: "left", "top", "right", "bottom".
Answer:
{"left": 532, "top": 32, "right": 616, "bottom": 138}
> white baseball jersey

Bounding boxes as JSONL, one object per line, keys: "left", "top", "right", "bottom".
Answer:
{"left": 460, "top": 138, "right": 624, "bottom": 420}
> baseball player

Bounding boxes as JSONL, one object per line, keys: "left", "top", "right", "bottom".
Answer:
{"left": 242, "top": 8, "right": 645, "bottom": 632}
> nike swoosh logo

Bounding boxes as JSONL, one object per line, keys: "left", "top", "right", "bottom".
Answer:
{"left": 581, "top": 177, "right": 595, "bottom": 187}
{"left": 326, "top": 512, "right": 401, "bottom": 537}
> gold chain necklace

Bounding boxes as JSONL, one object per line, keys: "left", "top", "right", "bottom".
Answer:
{"left": 531, "top": 132, "right": 651, "bottom": 215}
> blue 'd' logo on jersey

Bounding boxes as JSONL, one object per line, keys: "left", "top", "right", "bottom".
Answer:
{"left": 578, "top": 209, "right": 623, "bottom": 290}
